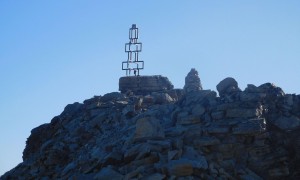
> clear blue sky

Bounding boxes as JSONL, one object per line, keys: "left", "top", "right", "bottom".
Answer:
{"left": 0, "top": 0, "right": 299, "bottom": 175}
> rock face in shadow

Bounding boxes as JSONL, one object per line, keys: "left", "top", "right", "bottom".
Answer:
{"left": 2, "top": 71, "right": 300, "bottom": 179}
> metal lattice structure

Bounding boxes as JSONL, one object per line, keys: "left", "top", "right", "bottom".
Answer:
{"left": 122, "top": 24, "right": 144, "bottom": 76}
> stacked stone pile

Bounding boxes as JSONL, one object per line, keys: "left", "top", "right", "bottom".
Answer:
{"left": 184, "top": 68, "right": 203, "bottom": 93}
{"left": 2, "top": 70, "right": 300, "bottom": 179}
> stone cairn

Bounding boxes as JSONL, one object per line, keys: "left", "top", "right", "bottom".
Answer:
{"left": 2, "top": 69, "right": 300, "bottom": 180}
{"left": 184, "top": 68, "right": 203, "bottom": 93}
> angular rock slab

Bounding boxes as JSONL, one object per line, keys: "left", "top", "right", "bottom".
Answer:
{"left": 167, "top": 159, "right": 194, "bottom": 176}
{"left": 216, "top": 77, "right": 240, "bottom": 96}
{"left": 94, "top": 167, "right": 123, "bottom": 180}
{"left": 272, "top": 115, "right": 300, "bottom": 131}
{"left": 182, "top": 147, "right": 208, "bottom": 170}
{"left": 134, "top": 117, "right": 165, "bottom": 141}
{"left": 194, "top": 136, "right": 221, "bottom": 147}
{"left": 226, "top": 108, "right": 262, "bottom": 118}
{"left": 119, "top": 75, "right": 174, "bottom": 94}
{"left": 233, "top": 118, "right": 266, "bottom": 135}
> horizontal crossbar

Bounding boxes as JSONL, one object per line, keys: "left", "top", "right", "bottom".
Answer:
{"left": 122, "top": 61, "right": 144, "bottom": 70}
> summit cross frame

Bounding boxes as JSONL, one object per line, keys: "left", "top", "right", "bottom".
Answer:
{"left": 122, "top": 24, "right": 144, "bottom": 76}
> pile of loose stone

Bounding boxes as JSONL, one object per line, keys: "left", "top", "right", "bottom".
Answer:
{"left": 2, "top": 69, "right": 300, "bottom": 179}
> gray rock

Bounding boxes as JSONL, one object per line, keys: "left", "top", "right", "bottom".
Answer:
{"left": 61, "top": 162, "right": 76, "bottom": 176}
{"left": 216, "top": 77, "right": 241, "bottom": 96}
{"left": 167, "top": 89, "right": 184, "bottom": 101}
{"left": 102, "top": 151, "right": 123, "bottom": 166}
{"left": 182, "top": 147, "right": 208, "bottom": 170}
{"left": 232, "top": 118, "right": 266, "bottom": 135}
{"left": 184, "top": 90, "right": 217, "bottom": 106}
{"left": 134, "top": 117, "right": 165, "bottom": 141}
{"left": 119, "top": 75, "right": 174, "bottom": 94}
{"left": 211, "top": 111, "right": 225, "bottom": 120}
{"left": 101, "top": 92, "right": 126, "bottom": 102}
{"left": 240, "top": 92, "right": 266, "bottom": 102}
{"left": 165, "top": 126, "right": 185, "bottom": 137}
{"left": 167, "top": 159, "right": 194, "bottom": 176}
{"left": 177, "top": 115, "right": 203, "bottom": 125}
{"left": 89, "top": 108, "right": 105, "bottom": 118}
{"left": 207, "top": 125, "right": 230, "bottom": 134}
{"left": 168, "top": 150, "right": 180, "bottom": 161}
{"left": 124, "top": 166, "right": 145, "bottom": 179}
{"left": 4, "top": 74, "right": 300, "bottom": 179}
{"left": 147, "top": 140, "right": 171, "bottom": 149}
{"left": 133, "top": 143, "right": 162, "bottom": 160}
{"left": 122, "top": 104, "right": 135, "bottom": 117}
{"left": 240, "top": 168, "right": 263, "bottom": 180}
{"left": 268, "top": 166, "right": 289, "bottom": 177}
{"left": 226, "top": 108, "right": 262, "bottom": 118}
{"left": 151, "top": 92, "right": 174, "bottom": 104}
{"left": 258, "top": 83, "right": 285, "bottom": 98}
{"left": 142, "top": 173, "right": 166, "bottom": 180}
{"left": 60, "top": 102, "right": 84, "bottom": 119}
{"left": 89, "top": 112, "right": 107, "bottom": 128}
{"left": 192, "top": 104, "right": 205, "bottom": 116}
{"left": 93, "top": 167, "right": 123, "bottom": 180}
{"left": 124, "top": 144, "right": 142, "bottom": 162}
{"left": 90, "top": 147, "right": 105, "bottom": 162}
{"left": 130, "top": 154, "right": 159, "bottom": 169}
{"left": 193, "top": 136, "right": 221, "bottom": 147}
{"left": 245, "top": 84, "right": 261, "bottom": 93}
{"left": 69, "top": 173, "right": 95, "bottom": 180}
{"left": 23, "top": 123, "right": 54, "bottom": 161}
{"left": 272, "top": 115, "right": 300, "bottom": 131}
{"left": 284, "top": 94, "right": 294, "bottom": 107}
{"left": 216, "top": 102, "right": 240, "bottom": 111}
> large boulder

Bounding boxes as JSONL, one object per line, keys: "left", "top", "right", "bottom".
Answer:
{"left": 216, "top": 77, "right": 241, "bottom": 97}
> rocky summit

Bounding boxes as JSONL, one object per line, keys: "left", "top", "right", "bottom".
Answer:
{"left": 2, "top": 69, "right": 300, "bottom": 180}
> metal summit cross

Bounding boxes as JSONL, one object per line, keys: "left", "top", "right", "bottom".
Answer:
{"left": 122, "top": 24, "right": 144, "bottom": 76}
